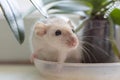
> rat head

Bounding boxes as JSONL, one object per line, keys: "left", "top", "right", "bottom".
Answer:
{"left": 34, "top": 17, "right": 79, "bottom": 51}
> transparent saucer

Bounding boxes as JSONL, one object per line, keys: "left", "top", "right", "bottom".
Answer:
{"left": 34, "top": 58, "right": 120, "bottom": 80}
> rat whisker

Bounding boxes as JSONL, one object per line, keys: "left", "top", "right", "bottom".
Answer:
{"left": 78, "top": 46, "right": 86, "bottom": 63}
{"left": 81, "top": 47, "right": 92, "bottom": 63}
{"left": 80, "top": 41, "right": 109, "bottom": 56}
{"left": 82, "top": 46, "right": 98, "bottom": 62}
{"left": 81, "top": 53, "right": 85, "bottom": 63}
{"left": 80, "top": 36, "right": 115, "bottom": 42}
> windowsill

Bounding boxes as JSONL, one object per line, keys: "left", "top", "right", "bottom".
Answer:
{"left": 0, "top": 64, "right": 44, "bottom": 80}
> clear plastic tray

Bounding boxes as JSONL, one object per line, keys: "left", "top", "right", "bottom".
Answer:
{"left": 34, "top": 58, "right": 120, "bottom": 80}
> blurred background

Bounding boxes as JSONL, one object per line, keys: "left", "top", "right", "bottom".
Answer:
{"left": 0, "top": 0, "right": 120, "bottom": 63}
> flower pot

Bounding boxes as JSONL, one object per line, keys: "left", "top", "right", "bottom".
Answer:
{"left": 34, "top": 58, "right": 120, "bottom": 80}
{"left": 81, "top": 19, "right": 119, "bottom": 63}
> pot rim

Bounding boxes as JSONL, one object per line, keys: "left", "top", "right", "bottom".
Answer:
{"left": 34, "top": 58, "right": 120, "bottom": 67}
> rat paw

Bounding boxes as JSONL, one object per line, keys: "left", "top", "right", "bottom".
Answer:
{"left": 30, "top": 53, "right": 38, "bottom": 63}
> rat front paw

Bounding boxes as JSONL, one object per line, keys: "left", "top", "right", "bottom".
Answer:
{"left": 30, "top": 53, "right": 38, "bottom": 63}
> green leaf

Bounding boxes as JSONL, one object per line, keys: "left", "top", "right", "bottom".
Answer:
{"left": 110, "top": 8, "right": 120, "bottom": 25}
{"left": 29, "top": 0, "right": 92, "bottom": 16}
{"left": 41, "top": 0, "right": 58, "bottom": 5}
{"left": 48, "top": 9, "right": 78, "bottom": 14}
{"left": 111, "top": 40, "right": 120, "bottom": 58}
{"left": 47, "top": 1, "right": 90, "bottom": 14}
{"left": 49, "top": 3, "right": 90, "bottom": 11}
{"left": 109, "top": 17, "right": 120, "bottom": 58}
{"left": 84, "top": 0, "right": 107, "bottom": 7}
{"left": 30, "top": 0, "right": 48, "bottom": 18}
{"left": 73, "top": 0, "right": 108, "bottom": 13}
{"left": 0, "top": 0, "right": 25, "bottom": 44}
{"left": 45, "top": 0, "right": 110, "bottom": 16}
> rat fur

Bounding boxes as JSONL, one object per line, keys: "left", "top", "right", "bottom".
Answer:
{"left": 30, "top": 16, "right": 82, "bottom": 64}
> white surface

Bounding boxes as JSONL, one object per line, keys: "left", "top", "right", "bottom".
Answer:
{"left": 34, "top": 58, "right": 120, "bottom": 80}
{"left": 0, "top": 64, "right": 45, "bottom": 80}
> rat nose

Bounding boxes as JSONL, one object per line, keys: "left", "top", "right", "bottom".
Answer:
{"left": 63, "top": 30, "right": 78, "bottom": 48}
{"left": 66, "top": 36, "right": 78, "bottom": 48}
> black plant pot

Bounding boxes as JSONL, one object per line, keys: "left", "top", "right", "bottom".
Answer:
{"left": 81, "top": 18, "right": 119, "bottom": 63}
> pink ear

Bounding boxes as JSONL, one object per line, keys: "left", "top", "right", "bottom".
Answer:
{"left": 34, "top": 22, "right": 47, "bottom": 36}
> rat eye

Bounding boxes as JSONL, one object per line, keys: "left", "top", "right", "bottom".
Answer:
{"left": 72, "top": 29, "right": 75, "bottom": 33}
{"left": 55, "top": 30, "right": 62, "bottom": 36}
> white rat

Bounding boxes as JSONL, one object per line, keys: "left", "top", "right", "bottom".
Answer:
{"left": 30, "top": 16, "right": 82, "bottom": 64}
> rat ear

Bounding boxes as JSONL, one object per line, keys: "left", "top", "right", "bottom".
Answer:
{"left": 67, "top": 20, "right": 74, "bottom": 28}
{"left": 34, "top": 22, "right": 47, "bottom": 36}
